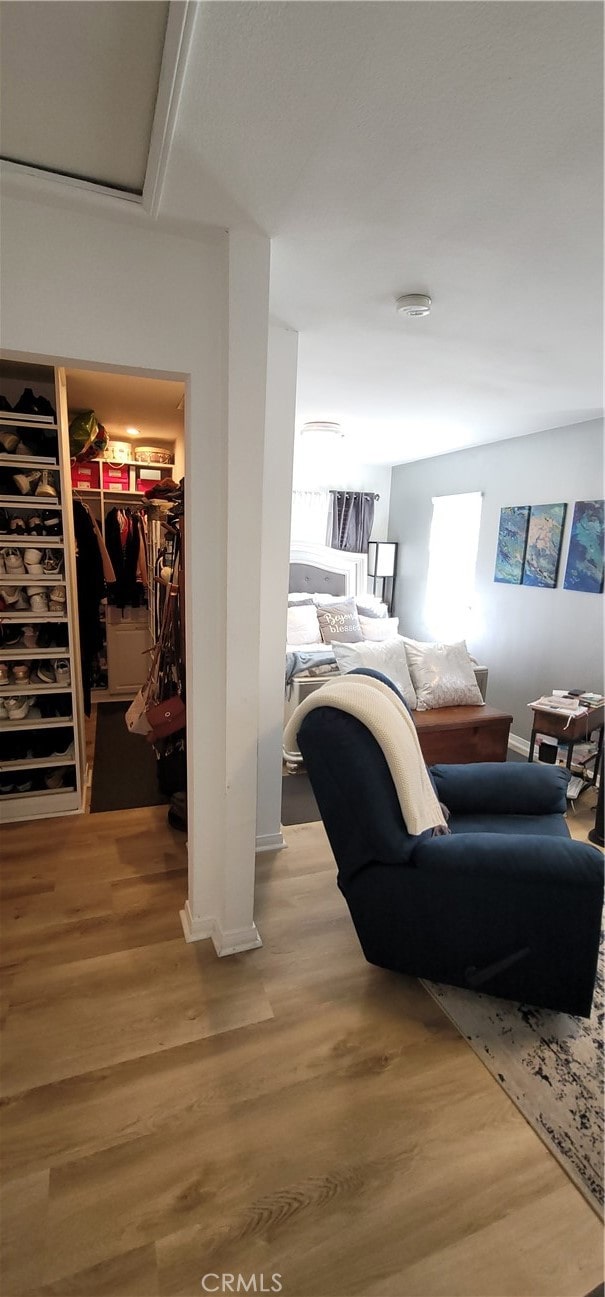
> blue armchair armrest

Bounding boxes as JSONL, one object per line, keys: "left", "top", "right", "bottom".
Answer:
{"left": 429, "top": 762, "right": 570, "bottom": 817}
{"left": 411, "top": 829, "right": 603, "bottom": 886}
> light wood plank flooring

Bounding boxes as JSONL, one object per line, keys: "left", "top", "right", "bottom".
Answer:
{"left": 0, "top": 794, "right": 602, "bottom": 1297}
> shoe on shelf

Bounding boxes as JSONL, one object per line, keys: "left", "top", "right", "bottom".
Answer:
{"left": 13, "top": 389, "right": 38, "bottom": 415}
{"left": 29, "top": 591, "right": 49, "bottom": 613}
{"left": 5, "top": 695, "right": 36, "bottom": 721}
{"left": 42, "top": 512, "right": 61, "bottom": 537}
{"left": 0, "top": 663, "right": 8, "bottom": 685}
{"left": 15, "top": 777, "right": 34, "bottom": 793}
{"left": 12, "top": 470, "right": 41, "bottom": 496}
{"left": 48, "top": 586, "right": 66, "bottom": 613}
{"left": 35, "top": 625, "right": 51, "bottom": 649}
{"left": 35, "top": 471, "right": 57, "bottom": 499}
{"left": 22, "top": 626, "right": 38, "bottom": 648}
{"left": 0, "top": 430, "right": 20, "bottom": 453}
{"left": 53, "top": 659, "right": 70, "bottom": 686}
{"left": 26, "top": 706, "right": 41, "bottom": 720}
{"left": 26, "top": 513, "right": 45, "bottom": 536}
{"left": 0, "top": 585, "right": 20, "bottom": 606}
{"left": 42, "top": 550, "right": 62, "bottom": 577}
{"left": 0, "top": 396, "right": 13, "bottom": 413}
{"left": 11, "top": 663, "right": 31, "bottom": 684}
{"left": 0, "top": 779, "right": 15, "bottom": 794}
{"left": 36, "top": 662, "right": 56, "bottom": 684}
{"left": 50, "top": 738, "right": 75, "bottom": 760}
{"left": 0, "top": 554, "right": 5, "bottom": 574}
{"left": 24, "top": 547, "right": 43, "bottom": 575}
{"left": 12, "top": 589, "right": 30, "bottom": 611}
{"left": 9, "top": 516, "right": 27, "bottom": 537}
{"left": 1, "top": 625, "right": 23, "bottom": 647}
{"left": 33, "top": 393, "right": 56, "bottom": 420}
{"left": 0, "top": 699, "right": 8, "bottom": 720}
{"left": 44, "top": 768, "right": 68, "bottom": 790}
{"left": 2, "top": 548, "right": 26, "bottom": 575}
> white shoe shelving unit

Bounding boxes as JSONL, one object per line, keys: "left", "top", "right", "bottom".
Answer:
{"left": 0, "top": 362, "right": 85, "bottom": 822}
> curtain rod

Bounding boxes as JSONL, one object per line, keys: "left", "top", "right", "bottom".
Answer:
{"left": 329, "top": 489, "right": 380, "bottom": 501}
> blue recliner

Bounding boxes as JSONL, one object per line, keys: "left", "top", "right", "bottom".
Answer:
{"left": 296, "top": 669, "right": 604, "bottom": 1017}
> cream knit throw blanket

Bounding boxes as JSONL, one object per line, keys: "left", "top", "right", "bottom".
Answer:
{"left": 283, "top": 674, "right": 447, "bottom": 837}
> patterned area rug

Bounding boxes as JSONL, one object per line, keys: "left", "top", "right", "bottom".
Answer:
{"left": 423, "top": 928, "right": 604, "bottom": 1217}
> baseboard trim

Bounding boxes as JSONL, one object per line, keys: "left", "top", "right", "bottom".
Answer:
{"left": 255, "top": 831, "right": 286, "bottom": 853}
{"left": 180, "top": 901, "right": 263, "bottom": 955}
{"left": 211, "top": 921, "right": 263, "bottom": 957}
{"left": 508, "top": 732, "right": 530, "bottom": 757}
{"left": 180, "top": 900, "right": 213, "bottom": 944}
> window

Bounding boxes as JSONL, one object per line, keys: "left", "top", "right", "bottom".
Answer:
{"left": 424, "top": 492, "right": 482, "bottom": 641}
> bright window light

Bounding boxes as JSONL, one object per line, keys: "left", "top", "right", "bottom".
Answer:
{"left": 424, "top": 492, "right": 483, "bottom": 641}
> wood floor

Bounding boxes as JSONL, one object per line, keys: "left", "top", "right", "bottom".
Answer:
{"left": 0, "top": 793, "right": 603, "bottom": 1297}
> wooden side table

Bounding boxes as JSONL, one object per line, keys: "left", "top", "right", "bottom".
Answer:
{"left": 414, "top": 705, "right": 513, "bottom": 765}
{"left": 528, "top": 704, "right": 605, "bottom": 787}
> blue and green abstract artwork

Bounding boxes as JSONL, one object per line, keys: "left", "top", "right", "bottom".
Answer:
{"left": 563, "top": 500, "right": 604, "bottom": 593}
{"left": 522, "top": 503, "right": 567, "bottom": 588}
{"left": 494, "top": 505, "right": 530, "bottom": 584}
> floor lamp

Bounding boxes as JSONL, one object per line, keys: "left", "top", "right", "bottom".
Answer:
{"left": 367, "top": 541, "right": 398, "bottom": 613}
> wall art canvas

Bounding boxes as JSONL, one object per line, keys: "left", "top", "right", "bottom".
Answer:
{"left": 563, "top": 500, "right": 604, "bottom": 593}
{"left": 494, "top": 505, "right": 530, "bottom": 584}
{"left": 522, "top": 503, "right": 567, "bottom": 588}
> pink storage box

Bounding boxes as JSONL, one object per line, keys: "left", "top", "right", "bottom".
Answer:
{"left": 135, "top": 467, "right": 162, "bottom": 494}
{"left": 102, "top": 463, "right": 130, "bottom": 492}
{"left": 71, "top": 461, "right": 100, "bottom": 490}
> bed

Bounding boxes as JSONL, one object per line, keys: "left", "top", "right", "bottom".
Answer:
{"left": 284, "top": 542, "right": 493, "bottom": 771}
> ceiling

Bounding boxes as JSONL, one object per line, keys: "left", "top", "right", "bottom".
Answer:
{"left": 66, "top": 369, "right": 184, "bottom": 447}
{"left": 0, "top": 1, "right": 168, "bottom": 191}
{"left": 1, "top": 2, "right": 602, "bottom": 466}
{"left": 161, "top": 1, "right": 604, "bottom": 464}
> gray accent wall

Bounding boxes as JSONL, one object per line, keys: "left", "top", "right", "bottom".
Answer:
{"left": 388, "top": 418, "right": 604, "bottom": 742}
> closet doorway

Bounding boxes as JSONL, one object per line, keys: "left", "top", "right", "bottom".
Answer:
{"left": 66, "top": 367, "right": 186, "bottom": 824}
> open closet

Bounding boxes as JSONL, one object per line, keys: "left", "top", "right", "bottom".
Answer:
{"left": 0, "top": 359, "right": 186, "bottom": 825}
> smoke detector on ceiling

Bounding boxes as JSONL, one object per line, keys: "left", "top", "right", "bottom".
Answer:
{"left": 396, "top": 294, "right": 432, "bottom": 318}
{"left": 300, "top": 421, "right": 345, "bottom": 438}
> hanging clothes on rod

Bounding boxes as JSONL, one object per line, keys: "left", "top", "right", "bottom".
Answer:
{"left": 73, "top": 500, "right": 107, "bottom": 716}
{"left": 105, "top": 506, "right": 148, "bottom": 609}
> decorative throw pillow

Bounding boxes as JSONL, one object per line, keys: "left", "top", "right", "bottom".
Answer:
{"left": 403, "top": 638, "right": 484, "bottom": 710}
{"left": 317, "top": 598, "right": 364, "bottom": 644}
{"left": 355, "top": 600, "right": 388, "bottom": 619}
{"left": 332, "top": 636, "right": 417, "bottom": 710}
{"left": 359, "top": 615, "right": 399, "bottom": 642}
{"left": 286, "top": 603, "right": 321, "bottom": 645}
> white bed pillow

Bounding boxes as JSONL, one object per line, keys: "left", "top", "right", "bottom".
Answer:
{"left": 403, "top": 638, "right": 484, "bottom": 709}
{"left": 286, "top": 603, "right": 321, "bottom": 645}
{"left": 359, "top": 615, "right": 399, "bottom": 642}
{"left": 313, "top": 592, "right": 352, "bottom": 607}
{"left": 355, "top": 598, "right": 389, "bottom": 619}
{"left": 332, "top": 635, "right": 417, "bottom": 710}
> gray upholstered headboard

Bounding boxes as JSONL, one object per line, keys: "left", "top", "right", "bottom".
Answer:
{"left": 289, "top": 563, "right": 346, "bottom": 597}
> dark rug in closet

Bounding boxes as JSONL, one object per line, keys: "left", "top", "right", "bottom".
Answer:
{"left": 281, "top": 773, "right": 321, "bottom": 825}
{"left": 90, "top": 703, "right": 168, "bottom": 813}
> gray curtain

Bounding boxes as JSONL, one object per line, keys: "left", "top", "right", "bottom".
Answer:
{"left": 327, "top": 491, "right": 376, "bottom": 552}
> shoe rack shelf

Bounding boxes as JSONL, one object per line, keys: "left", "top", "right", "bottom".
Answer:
{"left": 0, "top": 647, "right": 72, "bottom": 661}
{"left": 0, "top": 755, "right": 75, "bottom": 773}
{"left": 0, "top": 715, "right": 74, "bottom": 732}
{"left": 0, "top": 684, "right": 71, "bottom": 696}
{"left": 0, "top": 536, "right": 64, "bottom": 548}
{"left": 0, "top": 495, "right": 62, "bottom": 510}
{"left": 1, "top": 576, "right": 66, "bottom": 585}
{"left": 0, "top": 454, "right": 58, "bottom": 469}
{"left": 0, "top": 362, "right": 85, "bottom": 822}
{"left": 0, "top": 613, "right": 68, "bottom": 623}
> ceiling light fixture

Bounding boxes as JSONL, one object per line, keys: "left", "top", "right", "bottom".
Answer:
{"left": 126, "top": 426, "right": 140, "bottom": 436}
{"left": 396, "top": 294, "right": 432, "bottom": 319}
{"left": 300, "top": 421, "right": 345, "bottom": 438}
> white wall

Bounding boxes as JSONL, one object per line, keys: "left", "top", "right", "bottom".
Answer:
{"left": 292, "top": 436, "right": 391, "bottom": 540}
{"left": 388, "top": 418, "right": 604, "bottom": 741}
{"left": 0, "top": 174, "right": 272, "bottom": 953}
{"left": 257, "top": 323, "right": 299, "bottom": 851}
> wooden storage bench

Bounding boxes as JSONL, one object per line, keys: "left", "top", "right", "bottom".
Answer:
{"left": 414, "top": 705, "right": 513, "bottom": 765}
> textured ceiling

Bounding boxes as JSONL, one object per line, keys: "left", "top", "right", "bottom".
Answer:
{"left": 161, "top": 1, "right": 603, "bottom": 464}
